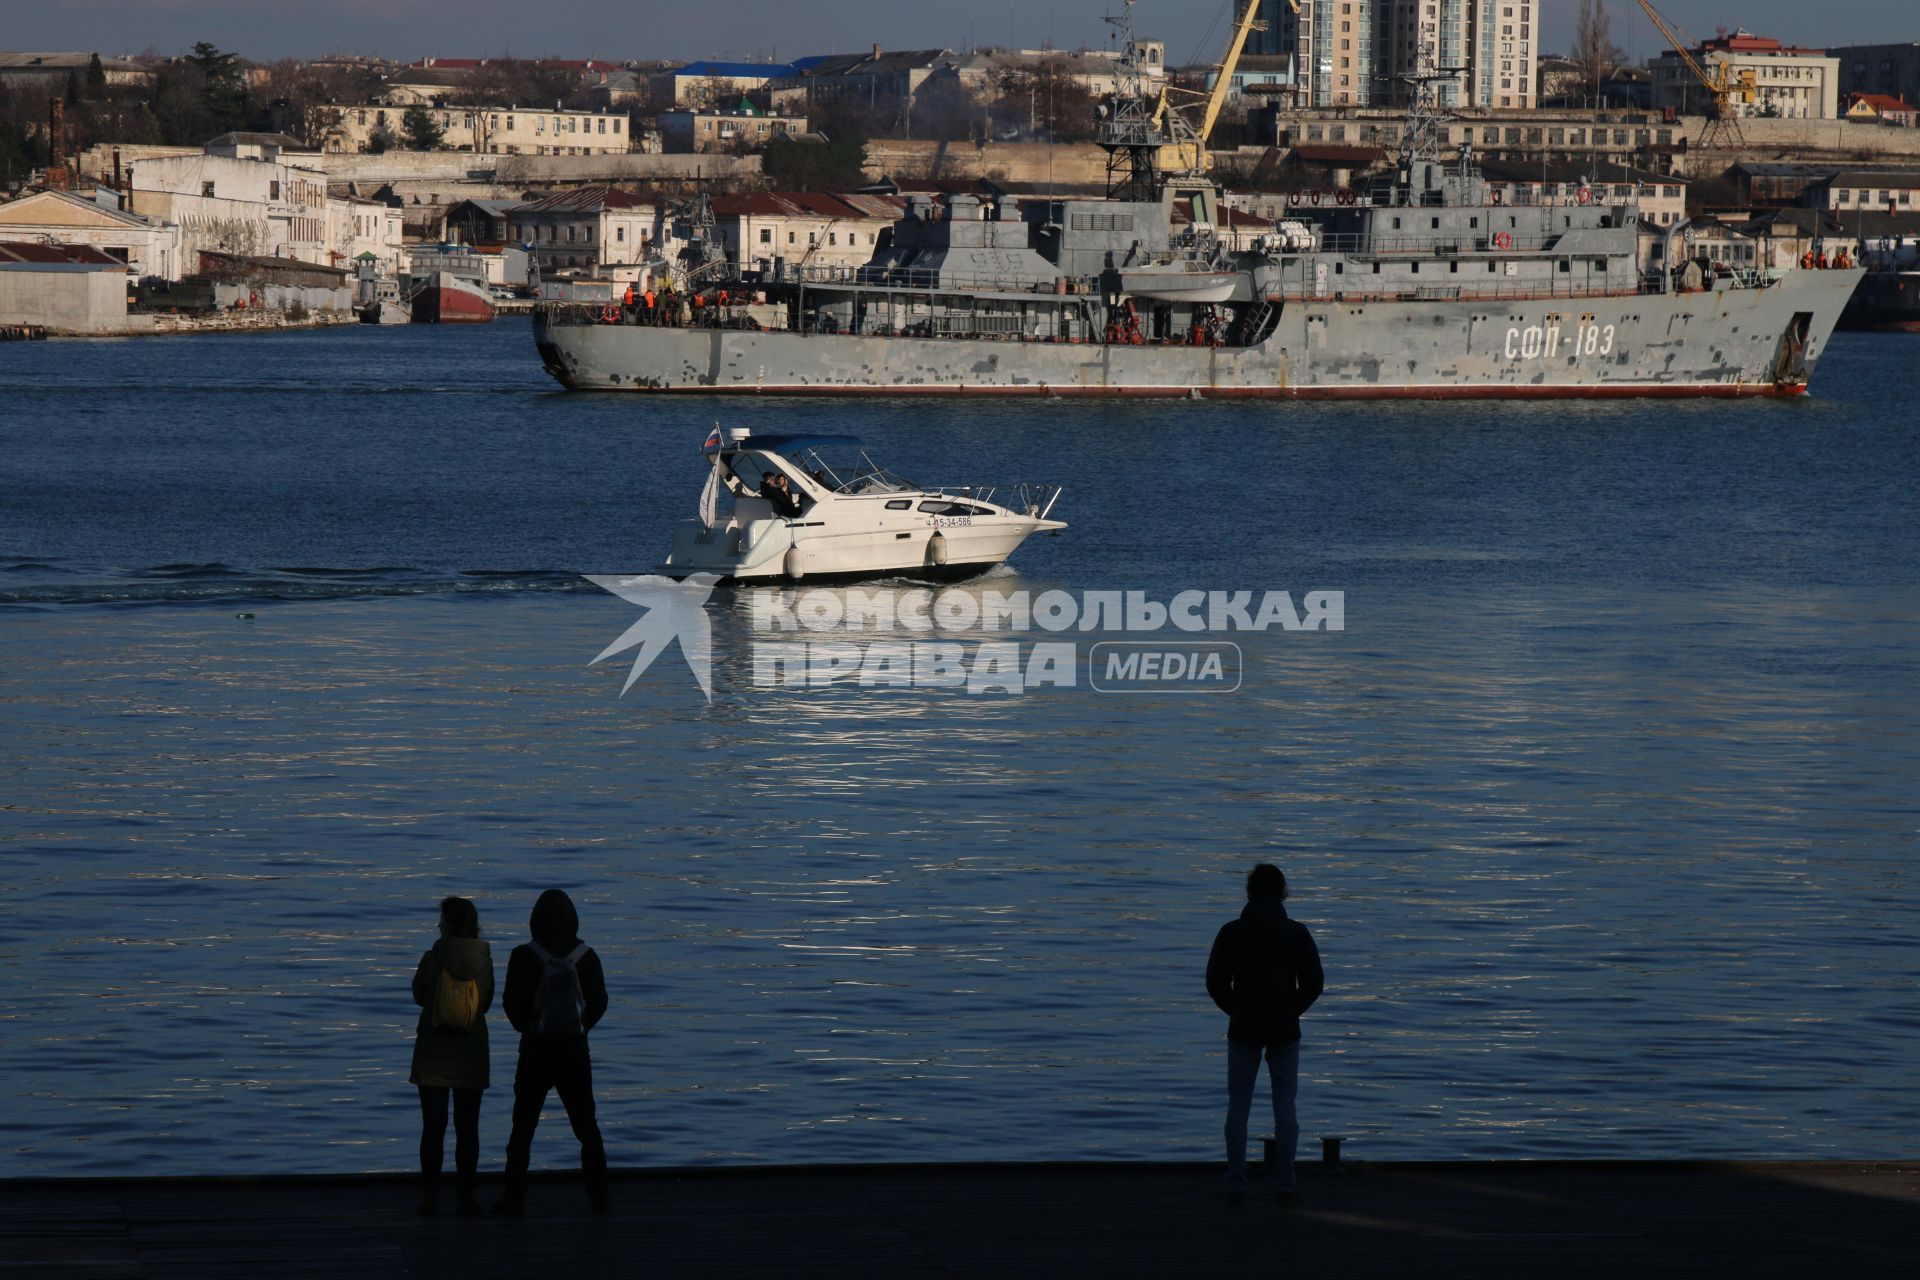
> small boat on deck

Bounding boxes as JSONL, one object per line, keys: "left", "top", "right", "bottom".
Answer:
{"left": 659, "top": 429, "right": 1065, "bottom": 584}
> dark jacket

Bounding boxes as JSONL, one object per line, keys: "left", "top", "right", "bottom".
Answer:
{"left": 502, "top": 889, "right": 608, "bottom": 1045}
{"left": 410, "top": 935, "right": 495, "bottom": 1089}
{"left": 1206, "top": 898, "right": 1323, "bottom": 1049}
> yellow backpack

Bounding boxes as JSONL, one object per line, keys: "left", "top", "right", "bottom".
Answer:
{"left": 431, "top": 964, "right": 481, "bottom": 1031}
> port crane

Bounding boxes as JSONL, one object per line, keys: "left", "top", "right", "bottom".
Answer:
{"left": 1148, "top": 0, "right": 1272, "bottom": 174}
{"left": 1634, "top": 0, "right": 1755, "bottom": 147}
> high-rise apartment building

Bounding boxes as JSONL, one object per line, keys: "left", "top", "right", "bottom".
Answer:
{"left": 1239, "top": 1, "right": 1535, "bottom": 109}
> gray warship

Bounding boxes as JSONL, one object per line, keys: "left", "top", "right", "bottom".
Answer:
{"left": 534, "top": 5, "right": 1859, "bottom": 400}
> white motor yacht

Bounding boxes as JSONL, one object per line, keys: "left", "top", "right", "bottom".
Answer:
{"left": 659, "top": 429, "right": 1065, "bottom": 583}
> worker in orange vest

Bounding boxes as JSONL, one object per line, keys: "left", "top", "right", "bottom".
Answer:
{"left": 622, "top": 283, "right": 635, "bottom": 308}
{"left": 1800, "top": 249, "right": 1816, "bottom": 269}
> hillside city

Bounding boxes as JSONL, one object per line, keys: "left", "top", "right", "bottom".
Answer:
{"left": 2, "top": 0, "right": 1918, "bottom": 335}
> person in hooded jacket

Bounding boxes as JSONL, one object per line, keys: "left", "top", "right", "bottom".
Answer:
{"left": 410, "top": 895, "right": 494, "bottom": 1216}
{"left": 494, "top": 888, "right": 610, "bottom": 1214}
{"left": 1206, "top": 863, "right": 1323, "bottom": 1201}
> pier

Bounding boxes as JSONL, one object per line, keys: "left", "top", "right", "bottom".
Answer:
{"left": 6, "top": 1160, "right": 1913, "bottom": 1279}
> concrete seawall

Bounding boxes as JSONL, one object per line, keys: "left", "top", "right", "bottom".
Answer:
{"left": 4, "top": 1160, "right": 1912, "bottom": 1278}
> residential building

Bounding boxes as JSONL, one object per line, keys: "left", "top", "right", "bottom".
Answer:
{"left": 0, "top": 188, "right": 182, "bottom": 279}
{"left": 1842, "top": 94, "right": 1918, "bottom": 128}
{"left": 1237, "top": 2, "right": 1534, "bottom": 110}
{"left": 660, "top": 107, "right": 807, "bottom": 154}
{"left": 782, "top": 48, "right": 955, "bottom": 110}
{"left": 709, "top": 192, "right": 904, "bottom": 272}
{"left": 125, "top": 138, "right": 330, "bottom": 268}
{"left": 508, "top": 186, "right": 656, "bottom": 278}
{"left": 443, "top": 199, "right": 519, "bottom": 248}
{"left": 1650, "top": 32, "right": 1838, "bottom": 120}
{"left": 324, "top": 104, "right": 631, "bottom": 155}
{"left": 940, "top": 43, "right": 1167, "bottom": 101}
{"left": 650, "top": 61, "right": 795, "bottom": 110}
{"left": 0, "top": 51, "right": 152, "bottom": 93}
{"left": 1813, "top": 169, "right": 1920, "bottom": 214}
{"left": 324, "top": 195, "right": 405, "bottom": 275}
{"left": 1830, "top": 42, "right": 1920, "bottom": 110}
{"left": 380, "top": 68, "right": 471, "bottom": 106}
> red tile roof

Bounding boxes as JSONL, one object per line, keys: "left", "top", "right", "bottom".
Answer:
{"left": 513, "top": 186, "right": 653, "bottom": 214}
{"left": 0, "top": 241, "right": 125, "bottom": 266}
{"left": 709, "top": 192, "right": 905, "bottom": 220}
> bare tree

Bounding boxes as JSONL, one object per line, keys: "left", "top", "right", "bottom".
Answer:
{"left": 1572, "top": 0, "right": 1618, "bottom": 97}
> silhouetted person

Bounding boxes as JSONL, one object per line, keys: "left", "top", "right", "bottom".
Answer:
{"left": 494, "top": 889, "right": 610, "bottom": 1214}
{"left": 410, "top": 895, "right": 494, "bottom": 1217}
{"left": 759, "top": 471, "right": 803, "bottom": 517}
{"left": 1206, "top": 862, "right": 1323, "bottom": 1202}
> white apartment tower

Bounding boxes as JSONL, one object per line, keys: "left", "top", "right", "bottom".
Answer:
{"left": 1246, "top": 0, "right": 1535, "bottom": 109}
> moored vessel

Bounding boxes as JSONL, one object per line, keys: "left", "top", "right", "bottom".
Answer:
{"left": 1839, "top": 236, "right": 1920, "bottom": 332}
{"left": 406, "top": 247, "right": 496, "bottom": 324}
{"left": 534, "top": 4, "right": 1858, "bottom": 400}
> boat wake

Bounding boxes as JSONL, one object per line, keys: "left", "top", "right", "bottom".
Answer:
{"left": 0, "top": 560, "right": 592, "bottom": 608}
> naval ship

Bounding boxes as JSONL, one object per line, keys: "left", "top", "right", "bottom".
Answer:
{"left": 534, "top": 6, "right": 1858, "bottom": 399}
{"left": 1839, "top": 236, "right": 1920, "bottom": 332}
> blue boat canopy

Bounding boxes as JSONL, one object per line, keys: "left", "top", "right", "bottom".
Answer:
{"left": 728, "top": 434, "right": 864, "bottom": 454}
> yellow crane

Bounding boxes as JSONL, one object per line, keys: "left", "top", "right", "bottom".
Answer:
{"left": 1151, "top": 0, "right": 1273, "bottom": 173}
{"left": 1634, "top": 0, "right": 1755, "bottom": 143}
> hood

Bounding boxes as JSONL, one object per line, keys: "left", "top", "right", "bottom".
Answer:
{"left": 529, "top": 888, "right": 581, "bottom": 949}
{"left": 433, "top": 935, "right": 491, "bottom": 980}
{"left": 1241, "top": 898, "right": 1290, "bottom": 930}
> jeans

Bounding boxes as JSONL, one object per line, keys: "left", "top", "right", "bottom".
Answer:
{"left": 1225, "top": 1039, "right": 1300, "bottom": 1188}
{"left": 418, "top": 1086, "right": 483, "bottom": 1201}
{"left": 501, "top": 1038, "right": 609, "bottom": 1205}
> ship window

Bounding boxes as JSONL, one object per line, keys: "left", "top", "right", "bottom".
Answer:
{"left": 1559, "top": 260, "right": 1570, "bottom": 272}
{"left": 1449, "top": 261, "right": 1458, "bottom": 273}
{"left": 1470, "top": 217, "right": 1479, "bottom": 228}
{"left": 1372, "top": 263, "right": 1381, "bottom": 274}
{"left": 1391, "top": 217, "right": 1402, "bottom": 229}
{"left": 1431, "top": 217, "right": 1440, "bottom": 228}
{"left": 886, "top": 500, "right": 912, "bottom": 510}
{"left": 1334, "top": 262, "right": 1344, "bottom": 274}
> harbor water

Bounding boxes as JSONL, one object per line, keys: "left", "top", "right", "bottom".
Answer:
{"left": 1, "top": 320, "right": 1915, "bottom": 1175}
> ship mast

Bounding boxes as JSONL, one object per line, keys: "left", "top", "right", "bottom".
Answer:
{"left": 1096, "top": 1, "right": 1168, "bottom": 200}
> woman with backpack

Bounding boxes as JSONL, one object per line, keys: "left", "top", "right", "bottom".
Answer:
{"left": 493, "top": 888, "right": 610, "bottom": 1214}
{"left": 409, "top": 896, "right": 494, "bottom": 1216}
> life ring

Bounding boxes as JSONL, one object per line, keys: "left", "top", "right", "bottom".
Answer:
{"left": 1491, "top": 188, "right": 1503, "bottom": 206}
{"left": 1577, "top": 187, "right": 1594, "bottom": 206}
{"left": 600, "top": 305, "right": 618, "bottom": 323}
{"left": 1492, "top": 231, "right": 1513, "bottom": 250}
{"left": 1337, "top": 188, "right": 1356, "bottom": 206}
{"left": 1309, "top": 190, "right": 1322, "bottom": 205}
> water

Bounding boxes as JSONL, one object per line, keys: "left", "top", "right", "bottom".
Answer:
{"left": 2, "top": 321, "right": 1916, "bottom": 1175}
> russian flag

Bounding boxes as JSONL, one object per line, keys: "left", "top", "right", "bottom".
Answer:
{"left": 702, "top": 426, "right": 722, "bottom": 452}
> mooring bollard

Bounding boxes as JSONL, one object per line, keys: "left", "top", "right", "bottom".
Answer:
{"left": 1321, "top": 1135, "right": 1346, "bottom": 1165}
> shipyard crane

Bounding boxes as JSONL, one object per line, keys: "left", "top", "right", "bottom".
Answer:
{"left": 1634, "top": 0, "right": 1755, "bottom": 147}
{"left": 1148, "top": 0, "right": 1270, "bottom": 173}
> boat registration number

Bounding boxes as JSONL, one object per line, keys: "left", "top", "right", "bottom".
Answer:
{"left": 1504, "top": 322, "right": 1615, "bottom": 361}
{"left": 931, "top": 516, "right": 974, "bottom": 528}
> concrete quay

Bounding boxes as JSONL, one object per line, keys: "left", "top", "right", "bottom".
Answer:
{"left": 4, "top": 1159, "right": 1914, "bottom": 1279}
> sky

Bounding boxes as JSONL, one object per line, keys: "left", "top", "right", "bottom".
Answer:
{"left": 2, "top": 1, "right": 1914, "bottom": 65}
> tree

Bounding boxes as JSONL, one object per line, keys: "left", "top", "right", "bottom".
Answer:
{"left": 368, "top": 125, "right": 394, "bottom": 154}
{"left": 185, "top": 41, "right": 252, "bottom": 134}
{"left": 761, "top": 133, "right": 867, "bottom": 192}
{"left": 402, "top": 104, "right": 445, "bottom": 150}
{"left": 1572, "top": 0, "right": 1619, "bottom": 98}
{"left": 86, "top": 53, "right": 107, "bottom": 99}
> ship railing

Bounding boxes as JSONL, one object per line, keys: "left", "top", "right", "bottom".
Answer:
{"left": 1299, "top": 277, "right": 1692, "bottom": 304}
{"left": 772, "top": 262, "right": 1097, "bottom": 296}
{"left": 1309, "top": 231, "right": 1583, "bottom": 257}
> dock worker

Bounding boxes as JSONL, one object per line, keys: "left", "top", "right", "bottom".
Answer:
{"left": 1816, "top": 249, "right": 1830, "bottom": 269}
{"left": 1801, "top": 249, "right": 1816, "bottom": 270}
{"left": 622, "top": 283, "right": 635, "bottom": 309}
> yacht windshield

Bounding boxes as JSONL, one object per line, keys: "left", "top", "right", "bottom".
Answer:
{"left": 782, "top": 446, "right": 916, "bottom": 495}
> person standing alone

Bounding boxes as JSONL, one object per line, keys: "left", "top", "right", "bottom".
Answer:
{"left": 495, "top": 889, "right": 610, "bottom": 1214}
{"left": 1206, "top": 863, "right": 1323, "bottom": 1202}
{"left": 410, "top": 896, "right": 494, "bottom": 1216}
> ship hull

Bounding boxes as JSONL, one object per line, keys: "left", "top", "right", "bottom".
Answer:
{"left": 1837, "top": 271, "right": 1920, "bottom": 333}
{"left": 411, "top": 273, "right": 495, "bottom": 324}
{"left": 536, "top": 271, "right": 1859, "bottom": 399}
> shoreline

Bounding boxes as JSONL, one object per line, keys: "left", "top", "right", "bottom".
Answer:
{"left": 5, "top": 1159, "right": 1913, "bottom": 1277}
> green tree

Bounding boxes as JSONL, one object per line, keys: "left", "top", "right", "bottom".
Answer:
{"left": 761, "top": 133, "right": 868, "bottom": 191}
{"left": 368, "top": 125, "right": 394, "bottom": 154}
{"left": 65, "top": 70, "right": 83, "bottom": 108}
{"left": 86, "top": 53, "right": 107, "bottom": 99}
{"left": 186, "top": 41, "right": 251, "bottom": 134}
{"left": 402, "top": 104, "right": 444, "bottom": 150}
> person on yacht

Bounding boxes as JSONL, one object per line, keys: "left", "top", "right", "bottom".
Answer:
{"left": 759, "top": 471, "right": 805, "bottom": 518}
